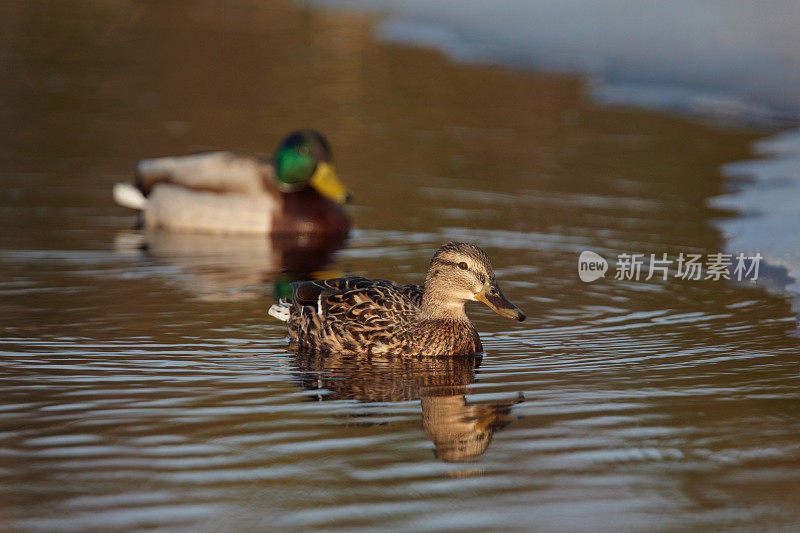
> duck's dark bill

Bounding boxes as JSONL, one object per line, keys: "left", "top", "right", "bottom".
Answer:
{"left": 475, "top": 286, "right": 526, "bottom": 321}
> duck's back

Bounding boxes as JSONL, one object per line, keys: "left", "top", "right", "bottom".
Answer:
{"left": 136, "top": 152, "right": 277, "bottom": 196}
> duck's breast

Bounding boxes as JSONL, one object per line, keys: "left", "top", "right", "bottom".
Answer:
{"left": 417, "top": 319, "right": 482, "bottom": 356}
{"left": 274, "top": 188, "right": 349, "bottom": 235}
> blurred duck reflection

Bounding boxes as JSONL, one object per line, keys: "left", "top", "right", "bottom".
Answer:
{"left": 115, "top": 230, "right": 346, "bottom": 302}
{"left": 292, "top": 352, "right": 523, "bottom": 462}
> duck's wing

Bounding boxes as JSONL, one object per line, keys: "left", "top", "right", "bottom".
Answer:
{"left": 290, "top": 277, "right": 422, "bottom": 326}
{"left": 135, "top": 152, "right": 278, "bottom": 197}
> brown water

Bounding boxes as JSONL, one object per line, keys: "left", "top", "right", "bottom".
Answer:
{"left": 2, "top": 1, "right": 799, "bottom": 531}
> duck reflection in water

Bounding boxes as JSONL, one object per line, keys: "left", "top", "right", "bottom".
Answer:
{"left": 115, "top": 230, "right": 347, "bottom": 302}
{"left": 292, "top": 351, "right": 523, "bottom": 463}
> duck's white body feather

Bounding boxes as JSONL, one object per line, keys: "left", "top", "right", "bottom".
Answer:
{"left": 268, "top": 300, "right": 292, "bottom": 322}
{"left": 144, "top": 184, "right": 276, "bottom": 234}
{"left": 115, "top": 152, "right": 281, "bottom": 235}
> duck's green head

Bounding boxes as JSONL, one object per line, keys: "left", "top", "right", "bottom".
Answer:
{"left": 274, "top": 130, "right": 350, "bottom": 204}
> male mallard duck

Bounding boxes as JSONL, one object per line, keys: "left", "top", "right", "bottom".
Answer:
{"left": 112, "top": 129, "right": 350, "bottom": 235}
{"left": 268, "top": 242, "right": 526, "bottom": 356}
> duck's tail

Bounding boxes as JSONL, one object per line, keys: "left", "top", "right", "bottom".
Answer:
{"left": 113, "top": 183, "right": 148, "bottom": 210}
{"left": 268, "top": 299, "right": 292, "bottom": 322}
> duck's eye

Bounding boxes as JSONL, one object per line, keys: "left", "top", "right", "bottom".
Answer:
{"left": 298, "top": 145, "right": 310, "bottom": 155}
{"left": 458, "top": 262, "right": 468, "bottom": 270}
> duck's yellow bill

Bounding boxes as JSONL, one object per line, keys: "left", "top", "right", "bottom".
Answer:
{"left": 309, "top": 162, "right": 351, "bottom": 204}
{"left": 475, "top": 283, "right": 526, "bottom": 322}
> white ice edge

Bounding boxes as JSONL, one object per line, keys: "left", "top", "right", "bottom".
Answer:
{"left": 711, "top": 127, "right": 800, "bottom": 311}
{"left": 311, "top": 0, "right": 800, "bottom": 126}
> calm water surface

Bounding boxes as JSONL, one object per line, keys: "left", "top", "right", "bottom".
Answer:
{"left": 1, "top": 1, "right": 799, "bottom": 531}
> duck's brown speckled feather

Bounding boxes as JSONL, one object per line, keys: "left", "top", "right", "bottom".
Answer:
{"left": 287, "top": 277, "right": 482, "bottom": 356}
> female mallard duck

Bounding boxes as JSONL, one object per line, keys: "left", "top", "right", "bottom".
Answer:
{"left": 112, "top": 129, "right": 350, "bottom": 235}
{"left": 268, "top": 242, "right": 526, "bottom": 356}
